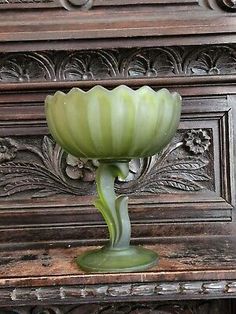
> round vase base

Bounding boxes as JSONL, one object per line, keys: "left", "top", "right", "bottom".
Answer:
{"left": 76, "top": 245, "right": 158, "bottom": 273}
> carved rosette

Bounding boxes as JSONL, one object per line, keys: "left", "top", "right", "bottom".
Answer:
{"left": 0, "top": 138, "right": 18, "bottom": 162}
{"left": 117, "top": 129, "right": 213, "bottom": 195}
{"left": 184, "top": 129, "right": 211, "bottom": 154}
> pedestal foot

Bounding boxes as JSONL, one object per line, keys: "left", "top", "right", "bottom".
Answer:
{"left": 76, "top": 245, "right": 158, "bottom": 273}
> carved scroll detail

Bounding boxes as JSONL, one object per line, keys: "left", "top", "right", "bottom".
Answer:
{"left": 60, "top": 0, "right": 94, "bottom": 10}
{"left": 216, "top": 0, "right": 236, "bottom": 10}
{"left": 218, "top": 0, "right": 236, "bottom": 9}
{"left": 201, "top": 0, "right": 236, "bottom": 10}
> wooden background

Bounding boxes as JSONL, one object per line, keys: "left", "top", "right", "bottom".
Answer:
{"left": 0, "top": 1, "right": 236, "bottom": 313}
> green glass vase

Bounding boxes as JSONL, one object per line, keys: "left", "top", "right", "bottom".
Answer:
{"left": 45, "top": 85, "right": 182, "bottom": 273}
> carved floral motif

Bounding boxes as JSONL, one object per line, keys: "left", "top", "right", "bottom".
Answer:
{"left": 123, "top": 48, "right": 182, "bottom": 77}
{"left": 0, "top": 129, "right": 213, "bottom": 198}
{"left": 58, "top": 51, "right": 118, "bottom": 81}
{"left": 65, "top": 154, "right": 97, "bottom": 182}
{"left": 118, "top": 140, "right": 211, "bottom": 194}
{"left": 0, "top": 136, "right": 89, "bottom": 198}
{"left": 184, "top": 129, "right": 211, "bottom": 155}
{"left": 0, "top": 46, "right": 236, "bottom": 83}
{"left": 186, "top": 46, "right": 236, "bottom": 75}
{"left": 0, "top": 138, "right": 18, "bottom": 162}
{"left": 0, "top": 53, "right": 55, "bottom": 83}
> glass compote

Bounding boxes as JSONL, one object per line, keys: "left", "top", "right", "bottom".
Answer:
{"left": 45, "top": 85, "right": 181, "bottom": 273}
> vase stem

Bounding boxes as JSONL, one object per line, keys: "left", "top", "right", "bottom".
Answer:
{"left": 77, "top": 160, "right": 158, "bottom": 272}
{"left": 94, "top": 161, "right": 131, "bottom": 249}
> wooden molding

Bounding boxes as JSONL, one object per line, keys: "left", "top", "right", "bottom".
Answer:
{"left": 0, "top": 3, "right": 236, "bottom": 312}
{"left": 0, "top": 45, "right": 236, "bottom": 84}
{"left": 1, "top": 2, "right": 236, "bottom": 47}
{"left": 0, "top": 280, "right": 235, "bottom": 306}
{"left": 0, "top": 1, "right": 235, "bottom": 11}
{"left": 1, "top": 236, "right": 236, "bottom": 306}
{"left": 0, "top": 0, "right": 92, "bottom": 10}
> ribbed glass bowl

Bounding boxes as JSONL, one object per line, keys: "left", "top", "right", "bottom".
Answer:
{"left": 45, "top": 85, "right": 181, "bottom": 160}
{"left": 45, "top": 85, "right": 182, "bottom": 273}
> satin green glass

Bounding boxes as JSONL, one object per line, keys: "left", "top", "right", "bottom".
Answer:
{"left": 45, "top": 85, "right": 182, "bottom": 273}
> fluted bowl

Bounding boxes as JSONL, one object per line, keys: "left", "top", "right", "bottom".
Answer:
{"left": 45, "top": 85, "right": 181, "bottom": 160}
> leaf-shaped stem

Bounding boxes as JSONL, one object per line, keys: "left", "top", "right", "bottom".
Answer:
{"left": 95, "top": 161, "right": 130, "bottom": 249}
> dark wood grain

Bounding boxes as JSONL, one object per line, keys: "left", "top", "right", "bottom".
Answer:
{"left": 0, "top": 46, "right": 236, "bottom": 84}
{"left": 0, "top": 47, "right": 235, "bottom": 245}
{"left": 0, "top": 1, "right": 236, "bottom": 51}
{"left": 0, "top": 1, "right": 236, "bottom": 312}
{"left": 0, "top": 236, "right": 236, "bottom": 306}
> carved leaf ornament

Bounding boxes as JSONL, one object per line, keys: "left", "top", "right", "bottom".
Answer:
{"left": 0, "top": 137, "right": 88, "bottom": 198}
{"left": 0, "top": 129, "right": 211, "bottom": 198}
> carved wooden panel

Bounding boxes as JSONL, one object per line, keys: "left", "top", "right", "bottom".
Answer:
{"left": 0, "top": 128, "right": 216, "bottom": 198}
{"left": 0, "top": 95, "right": 233, "bottom": 229}
{"left": 1, "top": 300, "right": 235, "bottom": 314}
{"left": 0, "top": 45, "right": 236, "bottom": 83}
{"left": 0, "top": 1, "right": 236, "bottom": 312}
{"left": 0, "top": 45, "right": 235, "bottom": 245}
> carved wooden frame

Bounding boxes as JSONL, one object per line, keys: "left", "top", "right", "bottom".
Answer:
{"left": 0, "top": 44, "right": 235, "bottom": 246}
{"left": 1, "top": 3, "right": 236, "bottom": 312}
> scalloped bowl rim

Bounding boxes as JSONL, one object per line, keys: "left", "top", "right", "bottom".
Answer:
{"left": 45, "top": 85, "right": 181, "bottom": 104}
